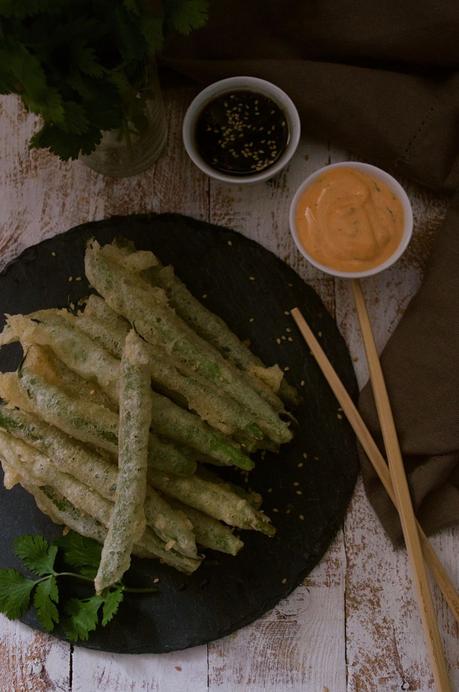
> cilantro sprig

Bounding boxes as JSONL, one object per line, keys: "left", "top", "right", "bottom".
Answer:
{"left": 0, "top": 1, "right": 209, "bottom": 160}
{"left": 0, "top": 532, "right": 156, "bottom": 642}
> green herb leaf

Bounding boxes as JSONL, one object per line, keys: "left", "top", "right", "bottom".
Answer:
{"left": 30, "top": 122, "right": 102, "bottom": 159}
{"left": 101, "top": 585, "right": 124, "bottom": 626}
{"left": 33, "top": 575, "right": 59, "bottom": 632}
{"left": 166, "top": 0, "right": 209, "bottom": 35}
{"left": 63, "top": 595, "right": 103, "bottom": 642}
{"left": 14, "top": 535, "right": 57, "bottom": 576}
{"left": 0, "top": 569, "right": 36, "bottom": 619}
{"left": 54, "top": 531, "right": 102, "bottom": 571}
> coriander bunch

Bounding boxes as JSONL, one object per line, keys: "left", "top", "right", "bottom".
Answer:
{"left": 0, "top": 0, "right": 208, "bottom": 160}
{"left": 0, "top": 532, "right": 156, "bottom": 641}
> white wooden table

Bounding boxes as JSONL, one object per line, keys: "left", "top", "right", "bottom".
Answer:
{"left": 0, "top": 87, "right": 458, "bottom": 692}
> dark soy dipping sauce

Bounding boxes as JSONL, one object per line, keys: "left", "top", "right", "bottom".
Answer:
{"left": 195, "top": 90, "right": 289, "bottom": 176}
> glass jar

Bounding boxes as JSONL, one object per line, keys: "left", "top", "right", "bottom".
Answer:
{"left": 81, "top": 63, "right": 167, "bottom": 178}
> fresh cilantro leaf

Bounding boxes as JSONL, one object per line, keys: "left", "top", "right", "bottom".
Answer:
{"left": 73, "top": 44, "right": 105, "bottom": 79}
{"left": 101, "top": 585, "right": 124, "bottom": 626}
{"left": 0, "top": 569, "right": 36, "bottom": 619}
{"left": 55, "top": 531, "right": 102, "bottom": 571}
{"left": 30, "top": 122, "right": 102, "bottom": 159}
{"left": 60, "top": 101, "right": 90, "bottom": 135}
{"left": 140, "top": 15, "right": 164, "bottom": 51}
{"left": 166, "top": 0, "right": 209, "bottom": 35}
{"left": 33, "top": 575, "right": 59, "bottom": 632}
{"left": 63, "top": 595, "right": 103, "bottom": 642}
{"left": 14, "top": 535, "right": 57, "bottom": 576}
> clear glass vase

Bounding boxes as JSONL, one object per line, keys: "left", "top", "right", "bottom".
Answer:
{"left": 81, "top": 63, "right": 168, "bottom": 178}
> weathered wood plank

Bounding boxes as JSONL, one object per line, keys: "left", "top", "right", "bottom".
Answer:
{"left": 208, "top": 533, "right": 347, "bottom": 691}
{"left": 0, "top": 622, "right": 70, "bottom": 692}
{"left": 72, "top": 645, "right": 209, "bottom": 692}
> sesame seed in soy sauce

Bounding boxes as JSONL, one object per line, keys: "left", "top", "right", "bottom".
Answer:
{"left": 195, "top": 90, "right": 289, "bottom": 176}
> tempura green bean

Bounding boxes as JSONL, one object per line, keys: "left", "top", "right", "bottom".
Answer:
{"left": 95, "top": 331, "right": 152, "bottom": 592}
{"left": 0, "top": 370, "right": 196, "bottom": 476}
{"left": 85, "top": 240, "right": 292, "bottom": 445}
{"left": 149, "top": 470, "right": 275, "bottom": 536}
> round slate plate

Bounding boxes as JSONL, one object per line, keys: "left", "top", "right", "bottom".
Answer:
{"left": 0, "top": 213, "right": 359, "bottom": 653}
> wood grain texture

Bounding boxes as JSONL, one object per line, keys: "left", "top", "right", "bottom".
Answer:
{"left": 0, "top": 85, "right": 457, "bottom": 691}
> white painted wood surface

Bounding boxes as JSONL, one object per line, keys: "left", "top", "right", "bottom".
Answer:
{"left": 0, "top": 87, "right": 457, "bottom": 691}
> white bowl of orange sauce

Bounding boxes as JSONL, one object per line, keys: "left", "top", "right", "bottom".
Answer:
{"left": 289, "top": 162, "right": 413, "bottom": 278}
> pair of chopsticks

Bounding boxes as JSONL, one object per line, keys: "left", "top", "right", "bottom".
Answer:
{"left": 292, "top": 281, "right": 457, "bottom": 692}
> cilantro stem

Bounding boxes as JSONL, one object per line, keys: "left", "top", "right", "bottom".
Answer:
{"left": 50, "top": 572, "right": 157, "bottom": 593}
{"left": 57, "top": 571, "right": 94, "bottom": 582}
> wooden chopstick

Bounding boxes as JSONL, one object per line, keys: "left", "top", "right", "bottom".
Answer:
{"left": 351, "top": 280, "right": 450, "bottom": 690}
{"left": 291, "top": 305, "right": 456, "bottom": 691}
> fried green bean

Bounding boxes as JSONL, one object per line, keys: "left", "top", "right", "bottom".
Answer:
{"left": 197, "top": 467, "right": 263, "bottom": 509}
{"left": 150, "top": 392, "right": 254, "bottom": 471}
{"left": 0, "top": 370, "right": 196, "bottom": 476}
{"left": 0, "top": 434, "right": 200, "bottom": 574}
{"left": 1, "top": 312, "right": 120, "bottom": 401}
{"left": 24, "top": 343, "right": 116, "bottom": 411}
{"left": 85, "top": 241, "right": 292, "bottom": 445}
{"left": 9, "top": 303, "right": 260, "bottom": 467}
{"left": 109, "top": 243, "right": 300, "bottom": 406}
{"left": 77, "top": 297, "right": 265, "bottom": 441}
{"left": 148, "top": 470, "right": 275, "bottom": 536}
{"left": 0, "top": 404, "right": 197, "bottom": 557}
{"left": 95, "top": 331, "right": 152, "bottom": 592}
{"left": 168, "top": 498, "right": 244, "bottom": 556}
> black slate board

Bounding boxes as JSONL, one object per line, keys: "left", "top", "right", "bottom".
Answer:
{"left": 0, "top": 213, "right": 359, "bottom": 653}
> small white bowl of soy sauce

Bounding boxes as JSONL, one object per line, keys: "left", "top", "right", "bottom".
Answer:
{"left": 183, "top": 76, "right": 301, "bottom": 184}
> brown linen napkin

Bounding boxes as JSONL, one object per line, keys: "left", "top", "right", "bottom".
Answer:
{"left": 162, "top": 0, "right": 459, "bottom": 542}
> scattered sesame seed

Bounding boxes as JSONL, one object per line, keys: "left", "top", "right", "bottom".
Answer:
{"left": 296, "top": 490, "right": 303, "bottom": 495}
{"left": 202, "top": 293, "right": 207, "bottom": 299}
{"left": 227, "top": 240, "right": 233, "bottom": 246}
{"left": 272, "top": 508, "right": 279, "bottom": 513}
{"left": 281, "top": 335, "right": 287, "bottom": 341}
{"left": 285, "top": 508, "right": 291, "bottom": 514}
{"left": 267, "top": 488, "right": 272, "bottom": 493}
{"left": 314, "top": 456, "right": 319, "bottom": 460}
{"left": 337, "top": 413, "right": 343, "bottom": 420}
{"left": 249, "top": 317, "right": 255, "bottom": 322}
{"left": 300, "top": 380, "right": 305, "bottom": 386}
{"left": 297, "top": 462, "right": 304, "bottom": 468}
{"left": 302, "top": 452, "right": 308, "bottom": 459}
{"left": 276, "top": 338, "right": 281, "bottom": 345}
{"left": 318, "top": 331, "right": 323, "bottom": 337}
{"left": 293, "top": 481, "right": 300, "bottom": 487}
{"left": 51, "top": 251, "right": 56, "bottom": 257}
{"left": 283, "top": 366, "right": 290, "bottom": 372}
{"left": 153, "top": 577, "right": 160, "bottom": 584}
{"left": 299, "top": 514, "right": 304, "bottom": 521}
{"left": 68, "top": 276, "right": 73, "bottom": 282}
{"left": 249, "top": 276, "right": 255, "bottom": 281}
{"left": 284, "top": 310, "right": 289, "bottom": 315}
{"left": 286, "top": 327, "right": 292, "bottom": 332}
{"left": 288, "top": 337, "right": 293, "bottom": 342}
{"left": 288, "top": 282, "right": 293, "bottom": 287}
{"left": 281, "top": 577, "right": 287, "bottom": 584}
{"left": 75, "top": 276, "right": 82, "bottom": 281}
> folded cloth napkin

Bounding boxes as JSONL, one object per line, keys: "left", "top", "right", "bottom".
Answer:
{"left": 163, "top": 0, "right": 459, "bottom": 542}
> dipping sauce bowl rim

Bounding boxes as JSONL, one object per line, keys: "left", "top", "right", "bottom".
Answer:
{"left": 289, "top": 161, "right": 414, "bottom": 279}
{"left": 183, "top": 76, "right": 301, "bottom": 185}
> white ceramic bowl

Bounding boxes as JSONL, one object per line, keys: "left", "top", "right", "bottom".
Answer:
{"left": 289, "top": 161, "right": 413, "bottom": 279}
{"left": 182, "top": 76, "right": 301, "bottom": 184}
